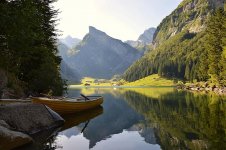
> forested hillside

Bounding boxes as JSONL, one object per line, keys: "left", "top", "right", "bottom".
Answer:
{"left": 124, "top": 0, "right": 226, "bottom": 86}
{"left": 0, "top": 0, "right": 65, "bottom": 97}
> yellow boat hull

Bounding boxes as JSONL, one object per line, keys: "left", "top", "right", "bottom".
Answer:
{"left": 32, "top": 96, "right": 104, "bottom": 114}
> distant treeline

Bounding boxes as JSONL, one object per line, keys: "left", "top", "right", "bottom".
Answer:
{"left": 124, "top": 8, "right": 226, "bottom": 86}
{"left": 0, "top": 0, "right": 65, "bottom": 96}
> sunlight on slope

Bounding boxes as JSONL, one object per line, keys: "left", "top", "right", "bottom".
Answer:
{"left": 124, "top": 74, "right": 176, "bottom": 86}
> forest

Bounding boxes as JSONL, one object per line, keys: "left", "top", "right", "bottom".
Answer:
{"left": 0, "top": 0, "right": 65, "bottom": 96}
{"left": 124, "top": 8, "right": 226, "bottom": 86}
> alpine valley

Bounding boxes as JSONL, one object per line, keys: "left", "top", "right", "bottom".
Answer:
{"left": 123, "top": 0, "right": 226, "bottom": 88}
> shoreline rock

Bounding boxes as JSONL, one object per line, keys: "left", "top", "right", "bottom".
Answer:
{"left": 0, "top": 103, "right": 65, "bottom": 149}
{"left": 177, "top": 82, "right": 226, "bottom": 95}
{"left": 0, "top": 122, "right": 33, "bottom": 150}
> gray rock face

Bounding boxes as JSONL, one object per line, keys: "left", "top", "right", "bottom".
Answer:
{"left": 125, "top": 28, "right": 156, "bottom": 55}
{"left": 125, "top": 40, "right": 144, "bottom": 48}
{"left": 65, "top": 26, "right": 142, "bottom": 79}
{"left": 0, "top": 103, "right": 64, "bottom": 134}
{"left": 153, "top": 0, "right": 225, "bottom": 46}
{"left": 60, "top": 60, "right": 81, "bottom": 83}
{"left": 60, "top": 35, "right": 81, "bottom": 49}
{"left": 138, "top": 27, "right": 156, "bottom": 44}
{"left": 57, "top": 42, "right": 81, "bottom": 83}
{"left": 57, "top": 41, "right": 69, "bottom": 60}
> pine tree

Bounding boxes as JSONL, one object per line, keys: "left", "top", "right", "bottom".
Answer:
{"left": 219, "top": 9, "right": 226, "bottom": 86}
{"left": 0, "top": 0, "right": 65, "bottom": 96}
{"left": 205, "top": 8, "right": 225, "bottom": 85}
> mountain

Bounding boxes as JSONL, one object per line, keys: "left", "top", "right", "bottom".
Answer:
{"left": 80, "top": 94, "right": 143, "bottom": 148}
{"left": 57, "top": 42, "right": 81, "bottom": 83}
{"left": 125, "top": 28, "right": 156, "bottom": 55}
{"left": 126, "top": 27, "right": 156, "bottom": 47}
{"left": 123, "top": 0, "right": 225, "bottom": 82}
{"left": 125, "top": 40, "right": 150, "bottom": 55}
{"left": 138, "top": 27, "right": 156, "bottom": 44}
{"left": 125, "top": 40, "right": 143, "bottom": 48}
{"left": 153, "top": 0, "right": 225, "bottom": 46}
{"left": 60, "top": 60, "right": 81, "bottom": 83}
{"left": 65, "top": 26, "right": 142, "bottom": 79}
{"left": 60, "top": 35, "right": 81, "bottom": 48}
{"left": 57, "top": 41, "right": 69, "bottom": 60}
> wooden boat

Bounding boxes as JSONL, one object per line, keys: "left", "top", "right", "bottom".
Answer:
{"left": 32, "top": 96, "right": 103, "bottom": 114}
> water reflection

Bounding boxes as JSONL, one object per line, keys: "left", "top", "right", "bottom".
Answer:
{"left": 23, "top": 88, "right": 226, "bottom": 150}
{"left": 58, "top": 88, "right": 226, "bottom": 150}
{"left": 61, "top": 106, "right": 103, "bottom": 131}
{"left": 123, "top": 89, "right": 226, "bottom": 150}
{"left": 59, "top": 92, "right": 144, "bottom": 149}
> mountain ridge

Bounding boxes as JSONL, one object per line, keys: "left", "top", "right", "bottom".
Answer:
{"left": 138, "top": 27, "right": 156, "bottom": 44}
{"left": 123, "top": 0, "right": 225, "bottom": 82}
{"left": 60, "top": 35, "right": 81, "bottom": 49}
{"left": 62, "top": 26, "right": 142, "bottom": 79}
{"left": 153, "top": 0, "right": 224, "bottom": 46}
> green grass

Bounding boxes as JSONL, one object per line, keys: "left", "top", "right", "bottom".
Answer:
{"left": 124, "top": 74, "right": 176, "bottom": 86}
{"left": 72, "top": 74, "right": 177, "bottom": 87}
{"left": 77, "top": 77, "right": 121, "bottom": 86}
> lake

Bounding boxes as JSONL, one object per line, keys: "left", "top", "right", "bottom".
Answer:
{"left": 24, "top": 87, "right": 226, "bottom": 150}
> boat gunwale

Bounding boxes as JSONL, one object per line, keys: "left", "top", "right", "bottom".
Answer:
{"left": 32, "top": 96, "right": 103, "bottom": 103}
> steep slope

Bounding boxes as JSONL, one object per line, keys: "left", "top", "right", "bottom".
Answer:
{"left": 60, "top": 60, "right": 81, "bottom": 83}
{"left": 57, "top": 42, "right": 81, "bottom": 83}
{"left": 126, "top": 40, "right": 143, "bottom": 48}
{"left": 124, "top": 0, "right": 225, "bottom": 82}
{"left": 60, "top": 35, "right": 81, "bottom": 48}
{"left": 66, "top": 26, "right": 142, "bottom": 79}
{"left": 57, "top": 41, "right": 69, "bottom": 60}
{"left": 126, "top": 27, "right": 156, "bottom": 53}
{"left": 153, "top": 0, "right": 224, "bottom": 46}
{"left": 126, "top": 27, "right": 156, "bottom": 47}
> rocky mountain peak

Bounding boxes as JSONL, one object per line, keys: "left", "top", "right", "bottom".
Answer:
{"left": 64, "top": 35, "right": 74, "bottom": 41}
{"left": 63, "top": 26, "right": 142, "bottom": 79}
{"left": 138, "top": 27, "right": 156, "bottom": 44}
{"left": 60, "top": 35, "right": 81, "bottom": 49}
{"left": 89, "top": 26, "right": 107, "bottom": 37}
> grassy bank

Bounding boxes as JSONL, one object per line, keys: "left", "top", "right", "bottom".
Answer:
{"left": 123, "top": 74, "right": 176, "bottom": 86}
{"left": 79, "top": 77, "right": 124, "bottom": 86}
{"left": 72, "top": 74, "right": 177, "bottom": 87}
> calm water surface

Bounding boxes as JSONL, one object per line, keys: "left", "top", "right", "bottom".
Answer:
{"left": 26, "top": 87, "right": 226, "bottom": 150}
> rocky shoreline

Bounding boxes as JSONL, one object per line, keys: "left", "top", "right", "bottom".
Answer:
{"left": 0, "top": 102, "right": 64, "bottom": 150}
{"left": 177, "top": 82, "right": 226, "bottom": 95}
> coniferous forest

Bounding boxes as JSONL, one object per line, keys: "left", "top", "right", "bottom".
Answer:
{"left": 124, "top": 8, "right": 226, "bottom": 86}
{"left": 0, "top": 0, "right": 65, "bottom": 96}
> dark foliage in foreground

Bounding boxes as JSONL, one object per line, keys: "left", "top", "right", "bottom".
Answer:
{"left": 0, "top": 0, "right": 65, "bottom": 96}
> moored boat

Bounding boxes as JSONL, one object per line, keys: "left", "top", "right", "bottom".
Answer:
{"left": 32, "top": 96, "right": 103, "bottom": 114}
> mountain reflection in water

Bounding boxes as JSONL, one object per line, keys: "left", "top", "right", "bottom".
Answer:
{"left": 22, "top": 87, "right": 226, "bottom": 150}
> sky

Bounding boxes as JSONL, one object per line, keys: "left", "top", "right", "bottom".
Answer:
{"left": 53, "top": 0, "right": 183, "bottom": 41}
